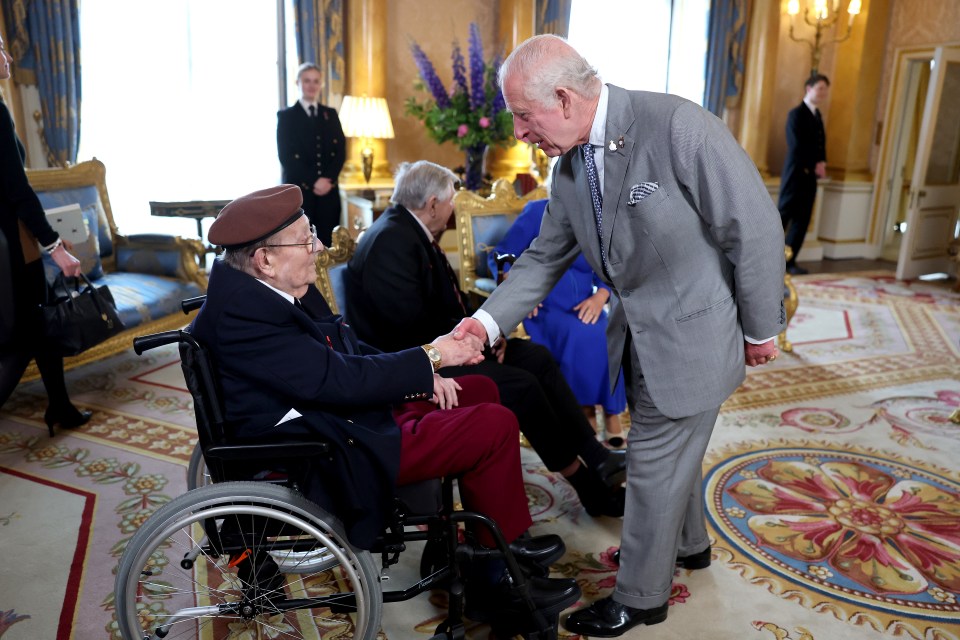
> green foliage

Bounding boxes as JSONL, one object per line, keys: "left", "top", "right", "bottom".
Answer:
{"left": 405, "top": 72, "right": 514, "bottom": 151}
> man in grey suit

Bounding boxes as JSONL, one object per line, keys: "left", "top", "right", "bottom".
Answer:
{"left": 456, "top": 35, "right": 786, "bottom": 636}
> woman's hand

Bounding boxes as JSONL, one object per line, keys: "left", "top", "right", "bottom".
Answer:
{"left": 573, "top": 289, "right": 610, "bottom": 325}
{"left": 431, "top": 374, "right": 461, "bottom": 409}
{"left": 51, "top": 243, "right": 82, "bottom": 278}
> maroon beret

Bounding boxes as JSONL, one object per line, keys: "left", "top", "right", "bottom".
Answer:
{"left": 209, "top": 184, "right": 304, "bottom": 249}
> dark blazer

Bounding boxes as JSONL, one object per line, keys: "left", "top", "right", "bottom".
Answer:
{"left": 778, "top": 101, "right": 826, "bottom": 211}
{"left": 277, "top": 103, "right": 346, "bottom": 187}
{"left": 344, "top": 206, "right": 465, "bottom": 351}
{"left": 277, "top": 103, "right": 346, "bottom": 243}
{"left": 0, "top": 101, "right": 58, "bottom": 358}
{"left": 189, "top": 260, "right": 433, "bottom": 548}
{"left": 0, "top": 102, "right": 58, "bottom": 271}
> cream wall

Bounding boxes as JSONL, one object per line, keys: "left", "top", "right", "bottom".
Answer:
{"left": 383, "top": 0, "right": 498, "bottom": 173}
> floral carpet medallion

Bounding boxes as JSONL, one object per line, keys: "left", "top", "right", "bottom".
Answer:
{"left": 704, "top": 439, "right": 960, "bottom": 638}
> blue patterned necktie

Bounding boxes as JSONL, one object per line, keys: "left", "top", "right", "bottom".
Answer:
{"left": 581, "top": 143, "right": 607, "bottom": 271}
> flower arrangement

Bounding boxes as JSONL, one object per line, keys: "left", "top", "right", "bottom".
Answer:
{"left": 405, "top": 23, "right": 514, "bottom": 189}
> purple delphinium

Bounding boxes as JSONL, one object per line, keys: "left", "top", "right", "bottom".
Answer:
{"left": 451, "top": 40, "right": 468, "bottom": 96}
{"left": 468, "top": 23, "right": 485, "bottom": 110}
{"left": 411, "top": 42, "right": 451, "bottom": 109}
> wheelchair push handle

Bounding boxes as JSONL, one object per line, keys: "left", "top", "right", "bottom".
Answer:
{"left": 133, "top": 330, "right": 186, "bottom": 355}
{"left": 181, "top": 295, "right": 207, "bottom": 314}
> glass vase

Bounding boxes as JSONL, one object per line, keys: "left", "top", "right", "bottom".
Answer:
{"left": 464, "top": 144, "right": 487, "bottom": 191}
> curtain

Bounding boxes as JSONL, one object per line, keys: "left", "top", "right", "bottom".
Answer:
{"left": 292, "top": 0, "right": 344, "bottom": 105}
{"left": 1, "top": 0, "right": 80, "bottom": 166}
{"left": 537, "top": 0, "right": 573, "bottom": 38}
{"left": 703, "top": 0, "right": 748, "bottom": 117}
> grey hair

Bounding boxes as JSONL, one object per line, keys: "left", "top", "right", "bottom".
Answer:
{"left": 390, "top": 161, "right": 458, "bottom": 211}
{"left": 296, "top": 62, "right": 322, "bottom": 82}
{"left": 498, "top": 34, "right": 601, "bottom": 108}
{"left": 221, "top": 238, "right": 270, "bottom": 274}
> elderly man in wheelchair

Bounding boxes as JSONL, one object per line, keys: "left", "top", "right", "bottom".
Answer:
{"left": 113, "top": 185, "right": 580, "bottom": 640}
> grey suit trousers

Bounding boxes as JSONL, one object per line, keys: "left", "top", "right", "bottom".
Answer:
{"left": 614, "top": 343, "right": 716, "bottom": 609}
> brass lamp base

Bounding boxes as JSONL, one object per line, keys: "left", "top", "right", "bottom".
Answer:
{"left": 360, "top": 146, "right": 374, "bottom": 184}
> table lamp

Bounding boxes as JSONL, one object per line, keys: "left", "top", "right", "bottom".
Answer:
{"left": 339, "top": 95, "right": 395, "bottom": 183}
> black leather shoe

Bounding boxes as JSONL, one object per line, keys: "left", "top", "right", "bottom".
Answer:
{"left": 787, "top": 264, "right": 809, "bottom": 275}
{"left": 509, "top": 533, "right": 565, "bottom": 571}
{"left": 677, "top": 545, "right": 712, "bottom": 569}
{"left": 596, "top": 449, "right": 627, "bottom": 487}
{"left": 564, "top": 596, "right": 668, "bottom": 637}
{"left": 465, "top": 571, "right": 581, "bottom": 623}
{"left": 44, "top": 405, "right": 93, "bottom": 437}
{"left": 611, "top": 545, "right": 711, "bottom": 569}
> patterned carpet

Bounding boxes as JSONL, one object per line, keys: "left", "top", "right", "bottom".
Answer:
{"left": 0, "top": 272, "right": 957, "bottom": 640}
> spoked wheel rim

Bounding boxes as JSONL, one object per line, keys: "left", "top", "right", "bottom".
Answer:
{"left": 115, "top": 485, "right": 381, "bottom": 640}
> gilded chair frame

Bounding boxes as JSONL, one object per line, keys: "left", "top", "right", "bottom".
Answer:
{"left": 23, "top": 159, "right": 207, "bottom": 379}
{"left": 453, "top": 179, "right": 547, "bottom": 299}
{"left": 314, "top": 226, "right": 356, "bottom": 315}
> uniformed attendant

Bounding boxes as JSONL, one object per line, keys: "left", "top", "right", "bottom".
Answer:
{"left": 277, "top": 63, "right": 345, "bottom": 246}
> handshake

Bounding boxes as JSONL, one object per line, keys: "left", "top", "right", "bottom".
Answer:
{"left": 428, "top": 318, "right": 491, "bottom": 369}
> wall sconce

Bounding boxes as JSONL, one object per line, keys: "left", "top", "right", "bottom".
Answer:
{"left": 786, "top": 0, "right": 861, "bottom": 75}
{"left": 339, "top": 95, "right": 395, "bottom": 183}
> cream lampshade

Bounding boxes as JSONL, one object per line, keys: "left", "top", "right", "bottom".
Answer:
{"left": 339, "top": 95, "right": 395, "bottom": 183}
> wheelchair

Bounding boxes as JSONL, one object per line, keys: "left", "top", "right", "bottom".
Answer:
{"left": 113, "top": 297, "right": 575, "bottom": 640}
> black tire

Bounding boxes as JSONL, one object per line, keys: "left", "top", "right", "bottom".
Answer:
{"left": 114, "top": 481, "right": 382, "bottom": 639}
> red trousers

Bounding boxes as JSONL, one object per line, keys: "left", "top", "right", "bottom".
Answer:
{"left": 392, "top": 375, "right": 531, "bottom": 547}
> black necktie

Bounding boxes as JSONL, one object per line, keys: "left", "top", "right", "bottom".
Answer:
{"left": 308, "top": 105, "right": 316, "bottom": 118}
{"left": 432, "top": 240, "right": 466, "bottom": 315}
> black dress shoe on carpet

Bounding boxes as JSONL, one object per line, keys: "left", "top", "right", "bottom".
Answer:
{"left": 596, "top": 449, "right": 627, "bottom": 487}
{"left": 44, "top": 405, "right": 93, "bottom": 437}
{"left": 465, "top": 571, "right": 581, "bottom": 623}
{"left": 568, "top": 466, "right": 626, "bottom": 517}
{"left": 787, "top": 264, "right": 809, "bottom": 275}
{"left": 611, "top": 545, "right": 712, "bottom": 569}
{"left": 509, "top": 533, "right": 566, "bottom": 572}
{"left": 563, "top": 596, "right": 668, "bottom": 637}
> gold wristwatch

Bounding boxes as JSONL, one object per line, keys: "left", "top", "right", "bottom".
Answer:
{"left": 421, "top": 344, "right": 442, "bottom": 372}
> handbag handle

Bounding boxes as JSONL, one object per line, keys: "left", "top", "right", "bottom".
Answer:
{"left": 52, "top": 273, "right": 116, "bottom": 330}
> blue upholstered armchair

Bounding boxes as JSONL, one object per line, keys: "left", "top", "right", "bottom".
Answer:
{"left": 23, "top": 158, "right": 207, "bottom": 378}
{"left": 453, "top": 179, "right": 547, "bottom": 300}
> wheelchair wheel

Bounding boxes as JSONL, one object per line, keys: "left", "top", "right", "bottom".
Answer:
{"left": 115, "top": 482, "right": 382, "bottom": 639}
{"left": 185, "top": 442, "right": 210, "bottom": 490}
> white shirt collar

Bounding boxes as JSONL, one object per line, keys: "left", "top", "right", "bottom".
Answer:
{"left": 588, "top": 84, "right": 609, "bottom": 149}
{"left": 256, "top": 278, "right": 295, "bottom": 304}
{"left": 404, "top": 207, "right": 436, "bottom": 243}
{"left": 299, "top": 99, "right": 319, "bottom": 114}
{"left": 802, "top": 97, "right": 818, "bottom": 115}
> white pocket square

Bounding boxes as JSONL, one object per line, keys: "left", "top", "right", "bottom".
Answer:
{"left": 628, "top": 182, "right": 659, "bottom": 205}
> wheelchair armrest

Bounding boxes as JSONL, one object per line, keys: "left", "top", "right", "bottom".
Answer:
{"left": 494, "top": 252, "right": 517, "bottom": 285}
{"left": 181, "top": 295, "right": 206, "bottom": 314}
{"left": 203, "top": 441, "right": 331, "bottom": 461}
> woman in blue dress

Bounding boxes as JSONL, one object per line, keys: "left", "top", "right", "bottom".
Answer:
{"left": 489, "top": 199, "right": 626, "bottom": 446}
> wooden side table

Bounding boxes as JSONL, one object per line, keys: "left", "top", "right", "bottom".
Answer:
{"left": 150, "top": 200, "right": 231, "bottom": 250}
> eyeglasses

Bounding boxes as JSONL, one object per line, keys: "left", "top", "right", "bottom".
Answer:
{"left": 261, "top": 224, "right": 322, "bottom": 253}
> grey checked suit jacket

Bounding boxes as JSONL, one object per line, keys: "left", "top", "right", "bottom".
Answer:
{"left": 481, "top": 85, "right": 786, "bottom": 419}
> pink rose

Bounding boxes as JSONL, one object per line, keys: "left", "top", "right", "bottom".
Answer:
{"left": 457, "top": 124, "right": 469, "bottom": 137}
{"left": 478, "top": 117, "right": 490, "bottom": 128}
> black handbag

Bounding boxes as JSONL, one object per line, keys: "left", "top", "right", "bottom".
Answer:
{"left": 42, "top": 274, "right": 125, "bottom": 356}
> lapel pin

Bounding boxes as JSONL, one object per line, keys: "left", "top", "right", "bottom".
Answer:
{"left": 617, "top": 136, "right": 625, "bottom": 149}
{"left": 608, "top": 140, "right": 617, "bottom": 152}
